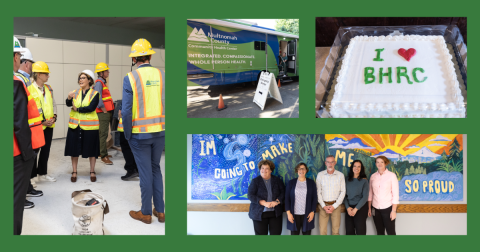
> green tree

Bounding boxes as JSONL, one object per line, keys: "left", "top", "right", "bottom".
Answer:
{"left": 275, "top": 19, "right": 299, "bottom": 35}
{"left": 449, "top": 138, "right": 461, "bottom": 163}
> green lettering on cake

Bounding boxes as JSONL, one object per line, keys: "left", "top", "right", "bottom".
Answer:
{"left": 373, "top": 48, "right": 384, "bottom": 61}
{"left": 379, "top": 67, "right": 392, "bottom": 84}
{"left": 413, "top": 67, "right": 427, "bottom": 83}
{"left": 397, "top": 67, "right": 413, "bottom": 84}
{"left": 364, "top": 67, "right": 375, "bottom": 84}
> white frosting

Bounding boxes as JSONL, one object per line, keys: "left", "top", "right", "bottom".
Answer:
{"left": 329, "top": 35, "right": 466, "bottom": 118}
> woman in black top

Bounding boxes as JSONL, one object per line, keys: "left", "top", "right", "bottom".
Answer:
{"left": 344, "top": 160, "right": 369, "bottom": 235}
{"left": 64, "top": 70, "right": 100, "bottom": 182}
{"left": 247, "top": 160, "right": 285, "bottom": 235}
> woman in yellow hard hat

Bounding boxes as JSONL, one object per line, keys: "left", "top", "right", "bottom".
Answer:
{"left": 28, "top": 61, "right": 57, "bottom": 183}
{"left": 64, "top": 70, "right": 100, "bottom": 183}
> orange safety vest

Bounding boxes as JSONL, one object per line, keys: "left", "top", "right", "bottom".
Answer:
{"left": 13, "top": 75, "right": 45, "bottom": 157}
{"left": 95, "top": 79, "right": 114, "bottom": 113}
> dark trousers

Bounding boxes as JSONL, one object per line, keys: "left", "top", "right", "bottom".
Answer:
{"left": 129, "top": 136, "right": 165, "bottom": 215}
{"left": 119, "top": 132, "right": 137, "bottom": 173}
{"left": 14, "top": 156, "right": 34, "bottom": 235}
{"left": 253, "top": 211, "right": 282, "bottom": 235}
{"left": 33, "top": 127, "right": 53, "bottom": 176}
{"left": 291, "top": 214, "right": 312, "bottom": 235}
{"left": 98, "top": 111, "right": 112, "bottom": 158}
{"left": 372, "top": 206, "right": 396, "bottom": 235}
{"left": 345, "top": 204, "right": 368, "bottom": 235}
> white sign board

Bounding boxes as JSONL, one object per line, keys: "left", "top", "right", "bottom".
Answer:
{"left": 253, "top": 72, "right": 283, "bottom": 110}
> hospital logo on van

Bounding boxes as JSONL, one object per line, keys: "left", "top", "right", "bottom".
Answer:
{"left": 188, "top": 28, "right": 210, "bottom": 42}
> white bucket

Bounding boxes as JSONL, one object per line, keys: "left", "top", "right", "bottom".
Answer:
{"left": 71, "top": 189, "right": 109, "bottom": 235}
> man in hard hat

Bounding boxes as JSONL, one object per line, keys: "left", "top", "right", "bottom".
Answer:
{"left": 123, "top": 38, "right": 165, "bottom": 224}
{"left": 13, "top": 36, "right": 45, "bottom": 235}
{"left": 14, "top": 46, "right": 44, "bottom": 208}
{"left": 94, "top": 62, "right": 115, "bottom": 165}
{"left": 15, "top": 48, "right": 34, "bottom": 87}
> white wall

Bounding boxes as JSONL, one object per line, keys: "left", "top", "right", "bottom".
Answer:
{"left": 187, "top": 134, "right": 467, "bottom": 235}
{"left": 22, "top": 36, "right": 165, "bottom": 139}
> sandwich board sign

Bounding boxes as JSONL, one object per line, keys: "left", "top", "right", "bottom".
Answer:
{"left": 253, "top": 71, "right": 283, "bottom": 110}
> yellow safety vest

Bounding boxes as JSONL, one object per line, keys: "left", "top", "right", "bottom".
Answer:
{"left": 68, "top": 88, "right": 100, "bottom": 130}
{"left": 117, "top": 118, "right": 123, "bottom": 132}
{"left": 127, "top": 67, "right": 165, "bottom": 133}
{"left": 28, "top": 83, "right": 55, "bottom": 130}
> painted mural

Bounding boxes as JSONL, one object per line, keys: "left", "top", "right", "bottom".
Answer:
{"left": 191, "top": 134, "right": 464, "bottom": 201}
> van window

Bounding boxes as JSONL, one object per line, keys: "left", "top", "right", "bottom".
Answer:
{"left": 255, "top": 41, "right": 265, "bottom": 51}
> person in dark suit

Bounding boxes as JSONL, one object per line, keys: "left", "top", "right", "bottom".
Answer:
{"left": 285, "top": 163, "right": 318, "bottom": 235}
{"left": 248, "top": 160, "right": 285, "bottom": 235}
{"left": 13, "top": 38, "right": 37, "bottom": 235}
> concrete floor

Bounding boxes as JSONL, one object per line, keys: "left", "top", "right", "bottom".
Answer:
{"left": 22, "top": 138, "right": 165, "bottom": 235}
{"left": 187, "top": 80, "right": 299, "bottom": 118}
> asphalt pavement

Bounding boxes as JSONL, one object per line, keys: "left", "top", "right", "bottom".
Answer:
{"left": 187, "top": 80, "right": 299, "bottom": 118}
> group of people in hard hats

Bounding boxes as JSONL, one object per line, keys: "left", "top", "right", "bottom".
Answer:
{"left": 13, "top": 36, "right": 165, "bottom": 235}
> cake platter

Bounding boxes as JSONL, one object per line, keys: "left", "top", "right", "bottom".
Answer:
{"left": 316, "top": 25, "right": 467, "bottom": 118}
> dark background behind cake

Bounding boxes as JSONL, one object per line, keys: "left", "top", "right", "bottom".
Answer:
{"left": 316, "top": 17, "right": 467, "bottom": 47}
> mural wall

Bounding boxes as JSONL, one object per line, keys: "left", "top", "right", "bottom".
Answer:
{"left": 191, "top": 134, "right": 464, "bottom": 201}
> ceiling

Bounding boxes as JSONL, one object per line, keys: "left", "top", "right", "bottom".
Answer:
{"left": 49, "top": 17, "right": 165, "bottom": 33}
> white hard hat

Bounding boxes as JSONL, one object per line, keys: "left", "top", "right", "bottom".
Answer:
{"left": 14, "top": 36, "right": 26, "bottom": 53}
{"left": 81, "top": 70, "right": 95, "bottom": 80}
{"left": 20, "top": 48, "right": 34, "bottom": 63}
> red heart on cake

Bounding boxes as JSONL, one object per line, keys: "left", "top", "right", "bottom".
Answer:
{"left": 398, "top": 48, "right": 416, "bottom": 61}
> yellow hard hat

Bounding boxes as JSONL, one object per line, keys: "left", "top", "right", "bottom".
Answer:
{"left": 129, "top": 38, "right": 156, "bottom": 57}
{"left": 95, "top": 62, "right": 110, "bottom": 73}
{"left": 32, "top": 61, "right": 50, "bottom": 73}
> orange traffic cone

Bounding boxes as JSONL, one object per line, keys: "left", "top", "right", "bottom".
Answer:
{"left": 278, "top": 79, "right": 281, "bottom": 88}
{"left": 216, "top": 94, "right": 228, "bottom": 111}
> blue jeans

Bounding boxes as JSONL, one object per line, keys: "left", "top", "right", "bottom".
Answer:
{"left": 128, "top": 135, "right": 165, "bottom": 215}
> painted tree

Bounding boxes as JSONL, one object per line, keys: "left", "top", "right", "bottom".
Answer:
{"left": 449, "top": 138, "right": 461, "bottom": 163}
{"left": 441, "top": 150, "right": 448, "bottom": 162}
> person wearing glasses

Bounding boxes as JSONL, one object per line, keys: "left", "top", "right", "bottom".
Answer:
{"left": 64, "top": 70, "right": 100, "bottom": 183}
{"left": 28, "top": 62, "right": 58, "bottom": 186}
{"left": 316, "top": 155, "right": 346, "bottom": 235}
{"left": 285, "top": 163, "right": 317, "bottom": 235}
{"left": 14, "top": 48, "right": 44, "bottom": 207}
{"left": 344, "top": 160, "right": 369, "bottom": 235}
{"left": 368, "top": 156, "right": 399, "bottom": 235}
{"left": 248, "top": 160, "right": 285, "bottom": 235}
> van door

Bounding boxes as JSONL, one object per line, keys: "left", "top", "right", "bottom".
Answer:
{"left": 287, "top": 39, "right": 296, "bottom": 74}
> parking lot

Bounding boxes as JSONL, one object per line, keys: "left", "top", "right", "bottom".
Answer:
{"left": 187, "top": 80, "right": 299, "bottom": 118}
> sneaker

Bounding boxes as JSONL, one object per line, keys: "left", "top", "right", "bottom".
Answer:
{"left": 27, "top": 189, "right": 43, "bottom": 197}
{"left": 31, "top": 178, "right": 37, "bottom": 188}
{"left": 121, "top": 171, "right": 139, "bottom": 181}
{"left": 38, "top": 174, "right": 56, "bottom": 182}
{"left": 101, "top": 157, "right": 113, "bottom": 165}
{"left": 24, "top": 200, "right": 34, "bottom": 209}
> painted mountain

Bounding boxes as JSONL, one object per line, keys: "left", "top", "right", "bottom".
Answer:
{"left": 371, "top": 149, "right": 404, "bottom": 161}
{"left": 405, "top": 146, "right": 441, "bottom": 163}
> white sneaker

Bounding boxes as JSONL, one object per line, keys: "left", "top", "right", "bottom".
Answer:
{"left": 37, "top": 174, "right": 56, "bottom": 182}
{"left": 31, "top": 179, "right": 37, "bottom": 188}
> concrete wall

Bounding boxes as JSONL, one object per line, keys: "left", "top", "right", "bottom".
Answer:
{"left": 187, "top": 134, "right": 467, "bottom": 235}
{"left": 20, "top": 36, "right": 165, "bottom": 139}
{"left": 14, "top": 18, "right": 164, "bottom": 48}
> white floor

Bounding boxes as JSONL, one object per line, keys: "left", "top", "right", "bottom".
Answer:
{"left": 22, "top": 138, "right": 165, "bottom": 235}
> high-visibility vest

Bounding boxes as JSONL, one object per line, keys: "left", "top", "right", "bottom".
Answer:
{"left": 127, "top": 67, "right": 165, "bottom": 133}
{"left": 15, "top": 72, "right": 32, "bottom": 87}
{"left": 117, "top": 118, "right": 123, "bottom": 132}
{"left": 95, "top": 79, "right": 114, "bottom": 113}
{"left": 14, "top": 75, "right": 45, "bottom": 157}
{"left": 68, "top": 89, "right": 100, "bottom": 130}
{"left": 28, "top": 83, "right": 55, "bottom": 130}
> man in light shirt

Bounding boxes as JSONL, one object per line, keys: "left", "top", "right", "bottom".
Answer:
{"left": 316, "top": 155, "right": 346, "bottom": 235}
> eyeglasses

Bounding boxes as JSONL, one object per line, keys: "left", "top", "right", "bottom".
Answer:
{"left": 78, "top": 77, "right": 87, "bottom": 80}
{"left": 297, "top": 168, "right": 307, "bottom": 171}
{"left": 326, "top": 161, "right": 335, "bottom": 164}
